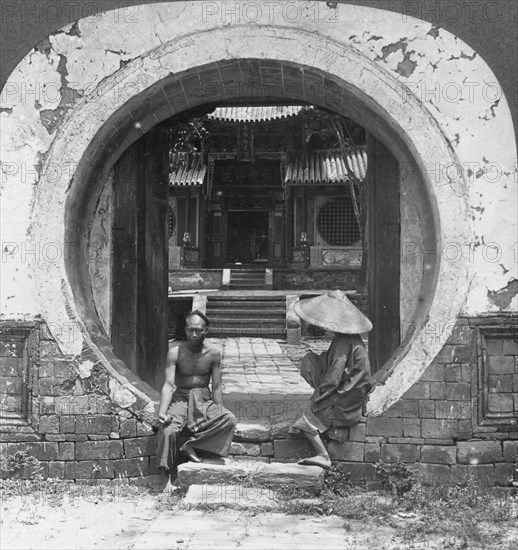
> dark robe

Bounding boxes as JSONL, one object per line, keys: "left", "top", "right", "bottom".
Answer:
{"left": 295, "top": 333, "right": 371, "bottom": 438}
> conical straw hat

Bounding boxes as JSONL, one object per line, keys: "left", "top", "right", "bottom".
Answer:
{"left": 294, "top": 290, "right": 373, "bottom": 334}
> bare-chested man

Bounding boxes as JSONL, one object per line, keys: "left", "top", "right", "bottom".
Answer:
{"left": 156, "top": 310, "right": 236, "bottom": 488}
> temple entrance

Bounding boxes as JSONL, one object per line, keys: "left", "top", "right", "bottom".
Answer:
{"left": 226, "top": 210, "right": 270, "bottom": 266}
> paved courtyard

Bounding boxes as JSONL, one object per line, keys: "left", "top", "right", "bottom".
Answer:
{"left": 219, "top": 338, "right": 314, "bottom": 396}
{"left": 171, "top": 336, "right": 331, "bottom": 397}
{"left": 133, "top": 510, "right": 353, "bottom": 550}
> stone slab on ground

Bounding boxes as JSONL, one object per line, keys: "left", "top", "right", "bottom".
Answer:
{"left": 184, "top": 484, "right": 280, "bottom": 511}
{"left": 177, "top": 459, "right": 324, "bottom": 493}
{"left": 133, "top": 510, "right": 348, "bottom": 550}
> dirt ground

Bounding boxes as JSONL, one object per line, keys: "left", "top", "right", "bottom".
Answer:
{"left": 0, "top": 487, "right": 157, "bottom": 550}
{"left": 1, "top": 483, "right": 517, "bottom": 550}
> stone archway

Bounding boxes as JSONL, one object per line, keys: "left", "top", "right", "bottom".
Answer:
{"left": 2, "top": 2, "right": 516, "bottom": 416}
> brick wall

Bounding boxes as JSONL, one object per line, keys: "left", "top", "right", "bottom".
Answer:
{"left": 207, "top": 315, "right": 518, "bottom": 487}
{"left": 330, "top": 316, "right": 517, "bottom": 486}
{"left": 1, "top": 315, "right": 516, "bottom": 485}
{"left": 0, "top": 322, "right": 159, "bottom": 483}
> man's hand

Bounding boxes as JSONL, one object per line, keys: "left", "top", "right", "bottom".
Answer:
{"left": 158, "top": 413, "right": 171, "bottom": 425}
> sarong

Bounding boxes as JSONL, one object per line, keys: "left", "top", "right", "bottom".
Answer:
{"left": 156, "top": 387, "right": 236, "bottom": 470}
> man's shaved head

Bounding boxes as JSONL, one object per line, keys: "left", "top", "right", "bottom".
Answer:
{"left": 184, "top": 309, "right": 210, "bottom": 328}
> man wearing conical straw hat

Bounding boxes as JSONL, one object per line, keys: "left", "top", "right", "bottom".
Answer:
{"left": 290, "top": 290, "right": 373, "bottom": 469}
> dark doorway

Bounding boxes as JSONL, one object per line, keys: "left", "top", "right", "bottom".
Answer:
{"left": 226, "top": 210, "right": 270, "bottom": 265}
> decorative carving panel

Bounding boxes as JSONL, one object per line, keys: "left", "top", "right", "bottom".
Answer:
{"left": 474, "top": 322, "right": 518, "bottom": 429}
{"left": 0, "top": 322, "right": 38, "bottom": 427}
{"left": 322, "top": 248, "right": 362, "bottom": 266}
{"left": 183, "top": 247, "right": 201, "bottom": 267}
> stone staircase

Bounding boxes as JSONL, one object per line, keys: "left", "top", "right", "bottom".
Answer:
{"left": 228, "top": 269, "right": 267, "bottom": 290}
{"left": 177, "top": 420, "right": 323, "bottom": 508}
{"left": 175, "top": 338, "right": 322, "bottom": 507}
{"left": 206, "top": 295, "right": 286, "bottom": 338}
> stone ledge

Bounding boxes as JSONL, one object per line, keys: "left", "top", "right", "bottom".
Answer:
{"left": 177, "top": 459, "right": 324, "bottom": 493}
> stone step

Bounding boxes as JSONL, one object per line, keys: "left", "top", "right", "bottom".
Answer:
{"left": 230, "top": 273, "right": 265, "bottom": 280}
{"left": 208, "top": 305, "right": 284, "bottom": 312}
{"left": 233, "top": 422, "right": 272, "bottom": 443}
{"left": 229, "top": 280, "right": 265, "bottom": 285}
{"left": 227, "top": 285, "right": 269, "bottom": 290}
{"left": 229, "top": 269, "right": 265, "bottom": 273}
{"left": 184, "top": 484, "right": 280, "bottom": 511}
{"left": 229, "top": 280, "right": 266, "bottom": 286}
{"left": 208, "top": 295, "right": 283, "bottom": 301}
{"left": 209, "top": 327, "right": 285, "bottom": 337}
{"left": 207, "top": 308, "right": 286, "bottom": 316}
{"left": 209, "top": 318, "right": 285, "bottom": 325}
{"left": 177, "top": 459, "right": 324, "bottom": 494}
{"left": 230, "top": 421, "right": 313, "bottom": 461}
{"left": 207, "top": 304, "right": 285, "bottom": 311}
{"left": 212, "top": 326, "right": 285, "bottom": 332}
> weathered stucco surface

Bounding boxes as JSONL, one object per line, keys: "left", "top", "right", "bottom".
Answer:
{"left": 1, "top": 2, "right": 516, "bottom": 415}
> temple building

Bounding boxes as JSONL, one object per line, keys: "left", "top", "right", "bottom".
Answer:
{"left": 167, "top": 106, "right": 367, "bottom": 277}
{"left": 100, "top": 103, "right": 401, "bottom": 387}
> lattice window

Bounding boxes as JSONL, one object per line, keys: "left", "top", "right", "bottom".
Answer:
{"left": 317, "top": 197, "right": 360, "bottom": 246}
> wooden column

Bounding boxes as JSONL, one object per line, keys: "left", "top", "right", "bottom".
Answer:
{"left": 272, "top": 204, "right": 284, "bottom": 266}
{"left": 137, "top": 129, "right": 169, "bottom": 389}
{"left": 112, "top": 127, "right": 169, "bottom": 389}
{"left": 112, "top": 145, "right": 139, "bottom": 374}
{"left": 285, "top": 189, "right": 292, "bottom": 266}
{"left": 301, "top": 186, "right": 307, "bottom": 232}
{"left": 367, "top": 133, "right": 400, "bottom": 373}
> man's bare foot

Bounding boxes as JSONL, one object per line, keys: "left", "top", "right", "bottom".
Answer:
{"left": 180, "top": 444, "right": 202, "bottom": 463}
{"left": 159, "top": 470, "right": 178, "bottom": 493}
{"left": 163, "top": 478, "right": 176, "bottom": 493}
{"left": 298, "top": 455, "right": 332, "bottom": 470}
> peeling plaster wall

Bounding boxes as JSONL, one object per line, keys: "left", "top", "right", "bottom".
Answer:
{"left": 0, "top": 2, "right": 515, "bottom": 321}
{"left": 0, "top": 2, "right": 516, "bottom": 419}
